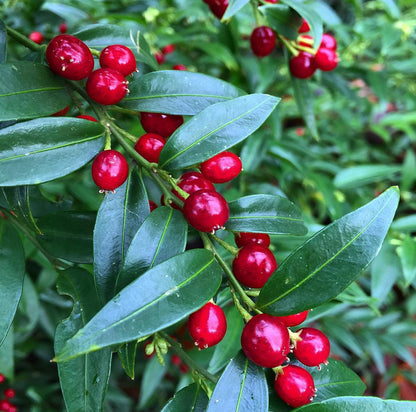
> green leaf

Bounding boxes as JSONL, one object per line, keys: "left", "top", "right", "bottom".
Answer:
{"left": 0, "top": 222, "right": 25, "bottom": 345}
{"left": 55, "top": 268, "right": 112, "bottom": 412}
{"left": 159, "top": 94, "right": 280, "bottom": 171}
{"left": 401, "top": 149, "right": 416, "bottom": 192}
{"left": 222, "top": 0, "right": 250, "bottom": 20}
{"left": 397, "top": 235, "right": 416, "bottom": 286}
{"left": 117, "top": 341, "right": 138, "bottom": 380}
{"left": 139, "top": 355, "right": 168, "bottom": 409}
{"left": 0, "top": 20, "right": 6, "bottom": 64}
{"left": 334, "top": 165, "right": 402, "bottom": 189}
{"left": 257, "top": 187, "right": 400, "bottom": 315}
{"left": 94, "top": 168, "right": 149, "bottom": 303}
{"left": 226, "top": 195, "right": 307, "bottom": 235}
{"left": 391, "top": 215, "right": 416, "bottom": 232}
{"left": 207, "top": 351, "right": 268, "bottom": 412}
{"left": 36, "top": 211, "right": 96, "bottom": 264}
{"left": 0, "top": 117, "right": 105, "bottom": 186}
{"left": 121, "top": 70, "right": 244, "bottom": 115}
{"left": 261, "top": 5, "right": 303, "bottom": 40}
{"left": 41, "top": 2, "right": 88, "bottom": 24}
{"left": 116, "top": 206, "right": 187, "bottom": 291}
{"left": 161, "top": 383, "right": 208, "bottom": 412}
{"left": 0, "top": 327, "right": 13, "bottom": 380}
{"left": 296, "top": 396, "right": 416, "bottom": 411}
{"left": 194, "top": 42, "right": 239, "bottom": 71}
{"left": 0, "top": 62, "right": 71, "bottom": 121}
{"left": 54, "top": 249, "right": 222, "bottom": 361}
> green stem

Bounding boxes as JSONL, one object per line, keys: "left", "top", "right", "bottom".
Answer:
{"left": 231, "top": 290, "right": 252, "bottom": 322}
{"left": 161, "top": 332, "right": 219, "bottom": 384}
{"left": 245, "top": 290, "right": 260, "bottom": 297}
{"left": 250, "top": 0, "right": 262, "bottom": 26}
{"left": 278, "top": 35, "right": 299, "bottom": 56}
{"left": 6, "top": 26, "right": 42, "bottom": 51}
{"left": 109, "top": 106, "right": 140, "bottom": 116}
{"left": 210, "top": 233, "right": 239, "bottom": 255}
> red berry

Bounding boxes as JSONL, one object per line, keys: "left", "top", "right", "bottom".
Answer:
{"left": 162, "top": 44, "right": 175, "bottom": 54}
{"left": 140, "top": 112, "right": 184, "bottom": 138}
{"left": 29, "top": 31, "right": 43, "bottom": 44}
{"left": 183, "top": 189, "right": 229, "bottom": 232}
{"left": 171, "top": 354, "right": 181, "bottom": 365}
{"left": 298, "top": 18, "right": 310, "bottom": 33}
{"left": 0, "top": 374, "right": 5, "bottom": 384}
{"left": 0, "top": 399, "right": 12, "bottom": 411}
{"left": 59, "top": 22, "right": 67, "bottom": 34}
{"left": 149, "top": 200, "right": 158, "bottom": 212}
{"left": 274, "top": 365, "right": 315, "bottom": 408}
{"left": 4, "top": 388, "right": 15, "bottom": 398}
{"left": 241, "top": 314, "right": 290, "bottom": 368}
{"left": 155, "top": 51, "right": 165, "bottom": 65}
{"left": 250, "top": 26, "right": 276, "bottom": 57}
{"left": 179, "top": 363, "right": 189, "bottom": 373}
{"left": 293, "top": 327, "right": 330, "bottom": 367}
{"left": 86, "top": 68, "right": 128, "bottom": 105}
{"left": 232, "top": 244, "right": 277, "bottom": 288}
{"left": 134, "top": 133, "right": 166, "bottom": 163}
{"left": 188, "top": 302, "right": 227, "bottom": 349}
{"left": 264, "top": 0, "right": 278, "bottom": 3}
{"left": 320, "top": 33, "right": 337, "bottom": 51}
{"left": 46, "top": 34, "right": 94, "bottom": 80}
{"left": 8, "top": 406, "right": 17, "bottom": 412}
{"left": 173, "top": 64, "right": 187, "bottom": 71}
{"left": 207, "top": 0, "right": 229, "bottom": 19}
{"left": 99, "top": 44, "right": 137, "bottom": 77}
{"left": 200, "top": 151, "right": 242, "bottom": 183}
{"left": 289, "top": 52, "right": 316, "bottom": 79}
{"left": 314, "top": 48, "right": 339, "bottom": 71}
{"left": 235, "top": 232, "right": 271, "bottom": 248}
{"left": 91, "top": 150, "right": 129, "bottom": 191}
{"left": 76, "top": 114, "right": 98, "bottom": 122}
{"left": 276, "top": 310, "right": 309, "bottom": 327}
{"left": 174, "top": 171, "right": 215, "bottom": 202}
{"left": 51, "top": 106, "right": 70, "bottom": 117}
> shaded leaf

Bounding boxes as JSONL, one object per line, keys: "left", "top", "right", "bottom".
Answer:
{"left": 139, "top": 355, "right": 168, "bottom": 409}
{"left": 261, "top": 4, "right": 303, "bottom": 40}
{"left": 161, "top": 383, "right": 208, "bottom": 412}
{"left": 222, "top": 0, "right": 250, "bottom": 20}
{"left": 0, "top": 20, "right": 6, "bottom": 64}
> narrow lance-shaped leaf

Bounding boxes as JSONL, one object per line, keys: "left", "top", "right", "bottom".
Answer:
{"left": 207, "top": 351, "right": 269, "bottom": 412}
{"left": 120, "top": 70, "right": 244, "bottom": 115}
{"left": 0, "top": 62, "right": 71, "bottom": 121}
{"left": 54, "top": 249, "right": 222, "bottom": 361}
{"left": 161, "top": 383, "right": 208, "bottom": 412}
{"left": 159, "top": 94, "right": 280, "bottom": 171}
{"left": 0, "top": 20, "right": 6, "bottom": 64}
{"left": 257, "top": 187, "right": 400, "bottom": 315}
{"left": 0, "top": 117, "right": 105, "bottom": 186}
{"left": 226, "top": 195, "right": 307, "bottom": 235}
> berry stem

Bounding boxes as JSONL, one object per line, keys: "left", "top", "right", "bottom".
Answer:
{"left": 278, "top": 35, "right": 299, "bottom": 56}
{"left": 231, "top": 290, "right": 252, "bottom": 323}
{"left": 295, "top": 45, "right": 316, "bottom": 55}
{"left": 250, "top": 0, "right": 262, "bottom": 26}
{"left": 210, "top": 233, "right": 239, "bottom": 255}
{"left": 6, "top": 25, "right": 42, "bottom": 51}
{"left": 245, "top": 290, "right": 260, "bottom": 297}
{"left": 109, "top": 106, "right": 140, "bottom": 116}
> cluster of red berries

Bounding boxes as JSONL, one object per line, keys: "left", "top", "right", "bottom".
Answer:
{"left": 153, "top": 44, "right": 187, "bottom": 71}
{"left": 201, "top": 0, "right": 229, "bottom": 19}
{"left": 0, "top": 374, "right": 17, "bottom": 412}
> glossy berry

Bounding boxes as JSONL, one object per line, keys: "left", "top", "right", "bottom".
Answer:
{"left": 320, "top": 33, "right": 337, "bottom": 50}
{"left": 298, "top": 18, "right": 310, "bottom": 33}
{"left": 29, "top": 31, "right": 43, "bottom": 44}
{"left": 250, "top": 26, "right": 276, "bottom": 57}
{"left": 183, "top": 189, "right": 229, "bottom": 232}
{"left": 155, "top": 51, "right": 165, "bottom": 65}
{"left": 91, "top": 150, "right": 129, "bottom": 191}
{"left": 0, "top": 373, "right": 5, "bottom": 383}
{"left": 188, "top": 302, "right": 227, "bottom": 349}
{"left": 173, "top": 64, "right": 187, "bottom": 71}
{"left": 274, "top": 365, "right": 316, "bottom": 408}
{"left": 4, "top": 388, "right": 15, "bottom": 398}
{"left": 314, "top": 48, "right": 339, "bottom": 71}
{"left": 100, "top": 44, "right": 137, "bottom": 77}
{"left": 140, "top": 112, "right": 184, "bottom": 138}
{"left": 59, "top": 22, "right": 68, "bottom": 34}
{"left": 162, "top": 44, "right": 175, "bottom": 54}
{"left": 149, "top": 200, "right": 158, "bottom": 212}
{"left": 235, "top": 232, "right": 270, "bottom": 248}
{"left": 200, "top": 151, "right": 242, "bottom": 183}
{"left": 46, "top": 34, "right": 94, "bottom": 80}
{"left": 289, "top": 52, "right": 316, "bottom": 79}
{"left": 86, "top": 68, "right": 128, "bottom": 105}
{"left": 0, "top": 399, "right": 12, "bottom": 411}
{"left": 134, "top": 133, "right": 166, "bottom": 163}
{"left": 207, "top": 0, "right": 229, "bottom": 19}
{"left": 293, "top": 327, "right": 330, "bottom": 367}
{"left": 232, "top": 244, "right": 277, "bottom": 288}
{"left": 276, "top": 310, "right": 309, "bottom": 327}
{"left": 51, "top": 106, "right": 70, "bottom": 117}
{"left": 76, "top": 114, "right": 98, "bottom": 122}
{"left": 174, "top": 171, "right": 215, "bottom": 202}
{"left": 241, "top": 314, "right": 290, "bottom": 368}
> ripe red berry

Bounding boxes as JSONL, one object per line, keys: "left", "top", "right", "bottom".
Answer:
{"left": 289, "top": 52, "right": 316, "bottom": 79}
{"left": 298, "top": 18, "right": 310, "bottom": 33}
{"left": 51, "top": 106, "right": 70, "bottom": 117}
{"left": 29, "top": 31, "right": 43, "bottom": 44}
{"left": 140, "top": 112, "right": 184, "bottom": 138}
{"left": 232, "top": 244, "right": 277, "bottom": 288}
{"left": 149, "top": 200, "right": 158, "bottom": 212}
{"left": 207, "top": 0, "right": 229, "bottom": 19}
{"left": 134, "top": 133, "right": 166, "bottom": 163}
{"left": 174, "top": 171, "right": 215, "bottom": 202}
{"left": 4, "top": 388, "right": 15, "bottom": 398}
{"left": 86, "top": 68, "right": 128, "bottom": 105}
{"left": 293, "top": 327, "right": 330, "bottom": 367}
{"left": 162, "top": 44, "right": 175, "bottom": 54}
{"left": 274, "top": 365, "right": 316, "bottom": 408}
{"left": 59, "top": 22, "right": 68, "bottom": 34}
{"left": 173, "top": 64, "right": 187, "bottom": 71}
{"left": 275, "top": 310, "right": 309, "bottom": 327}
{"left": 250, "top": 26, "right": 276, "bottom": 57}
{"left": 91, "top": 150, "right": 129, "bottom": 191}
{"left": 235, "top": 232, "right": 271, "bottom": 248}
{"left": 200, "top": 151, "right": 242, "bottom": 183}
{"left": 155, "top": 51, "right": 165, "bottom": 65}
{"left": 188, "top": 302, "right": 227, "bottom": 349}
{"left": 46, "top": 34, "right": 94, "bottom": 80}
{"left": 99, "top": 44, "right": 137, "bottom": 77}
{"left": 76, "top": 114, "right": 98, "bottom": 122}
{"left": 320, "top": 33, "right": 337, "bottom": 50}
{"left": 8, "top": 405, "right": 17, "bottom": 412}
{"left": 183, "top": 189, "right": 229, "bottom": 232}
{"left": 0, "top": 373, "right": 5, "bottom": 383}
{"left": 241, "top": 314, "right": 290, "bottom": 368}
{"left": 314, "top": 48, "right": 339, "bottom": 71}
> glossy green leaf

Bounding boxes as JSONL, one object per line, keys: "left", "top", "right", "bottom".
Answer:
{"left": 94, "top": 168, "right": 149, "bottom": 303}
{"left": 261, "top": 4, "right": 303, "bottom": 40}
{"left": 207, "top": 351, "right": 268, "bottom": 412}
{"left": 257, "top": 187, "right": 400, "bottom": 315}
{"left": 36, "top": 211, "right": 96, "bottom": 264}
{"left": 226, "top": 195, "right": 307, "bottom": 235}
{"left": 55, "top": 268, "right": 112, "bottom": 412}
{"left": 0, "top": 222, "right": 25, "bottom": 345}
{"left": 334, "top": 165, "right": 402, "bottom": 189}
{"left": 121, "top": 70, "right": 244, "bottom": 115}
{"left": 161, "top": 383, "right": 208, "bottom": 412}
{"left": 0, "top": 117, "right": 105, "bottom": 186}
{"left": 54, "top": 249, "right": 222, "bottom": 361}
{"left": 159, "top": 94, "right": 280, "bottom": 171}
{"left": 117, "top": 341, "right": 137, "bottom": 380}
{"left": 116, "top": 206, "right": 187, "bottom": 291}
{"left": 0, "top": 20, "right": 6, "bottom": 64}
{"left": 397, "top": 235, "right": 416, "bottom": 286}
{"left": 296, "top": 396, "right": 416, "bottom": 411}
{"left": 222, "top": 0, "right": 250, "bottom": 20}
{"left": 0, "top": 62, "right": 71, "bottom": 121}
{"left": 0, "top": 327, "right": 13, "bottom": 380}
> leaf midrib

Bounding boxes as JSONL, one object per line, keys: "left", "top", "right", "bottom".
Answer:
{"left": 0, "top": 86, "right": 65, "bottom": 98}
